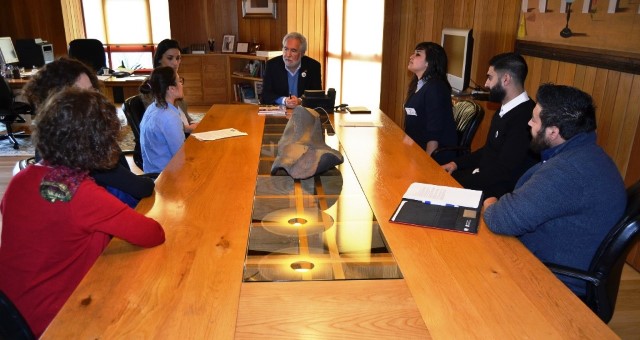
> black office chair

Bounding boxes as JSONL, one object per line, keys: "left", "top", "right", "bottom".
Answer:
{"left": 68, "top": 38, "right": 107, "bottom": 73}
{"left": 0, "top": 79, "right": 33, "bottom": 149}
{"left": 545, "top": 180, "right": 640, "bottom": 323}
{"left": 122, "top": 94, "right": 146, "bottom": 170}
{"left": 0, "top": 290, "right": 35, "bottom": 340}
{"left": 432, "top": 99, "right": 484, "bottom": 157}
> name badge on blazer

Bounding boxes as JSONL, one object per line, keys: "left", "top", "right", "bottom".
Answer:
{"left": 405, "top": 107, "right": 417, "bottom": 116}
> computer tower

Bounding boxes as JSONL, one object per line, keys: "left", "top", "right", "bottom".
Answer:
{"left": 15, "top": 38, "right": 54, "bottom": 68}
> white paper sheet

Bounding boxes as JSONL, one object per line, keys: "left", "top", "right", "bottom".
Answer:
{"left": 191, "top": 128, "right": 248, "bottom": 141}
{"left": 402, "top": 182, "right": 482, "bottom": 208}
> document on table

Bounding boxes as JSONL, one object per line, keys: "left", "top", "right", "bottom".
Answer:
{"left": 390, "top": 182, "right": 483, "bottom": 234}
{"left": 402, "top": 182, "right": 482, "bottom": 208}
{"left": 191, "top": 128, "right": 248, "bottom": 141}
{"left": 258, "top": 105, "right": 286, "bottom": 116}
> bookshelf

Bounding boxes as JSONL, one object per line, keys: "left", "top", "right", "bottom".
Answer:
{"left": 227, "top": 54, "right": 268, "bottom": 104}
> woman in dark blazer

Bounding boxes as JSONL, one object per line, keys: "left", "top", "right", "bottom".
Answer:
{"left": 404, "top": 42, "right": 458, "bottom": 165}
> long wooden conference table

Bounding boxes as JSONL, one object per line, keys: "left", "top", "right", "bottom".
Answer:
{"left": 42, "top": 104, "right": 617, "bottom": 339}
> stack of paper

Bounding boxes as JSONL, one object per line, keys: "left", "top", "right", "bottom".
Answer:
{"left": 258, "top": 105, "right": 286, "bottom": 116}
{"left": 256, "top": 50, "right": 283, "bottom": 58}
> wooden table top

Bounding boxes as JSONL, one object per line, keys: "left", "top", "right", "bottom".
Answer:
{"left": 42, "top": 105, "right": 617, "bottom": 339}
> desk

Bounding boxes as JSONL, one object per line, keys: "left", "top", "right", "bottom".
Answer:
{"left": 6, "top": 75, "right": 145, "bottom": 103}
{"left": 42, "top": 105, "right": 616, "bottom": 339}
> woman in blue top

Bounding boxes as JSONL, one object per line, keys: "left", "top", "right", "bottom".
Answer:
{"left": 404, "top": 42, "right": 457, "bottom": 165}
{"left": 140, "top": 66, "right": 186, "bottom": 173}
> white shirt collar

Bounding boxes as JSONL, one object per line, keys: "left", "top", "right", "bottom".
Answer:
{"left": 499, "top": 91, "right": 529, "bottom": 117}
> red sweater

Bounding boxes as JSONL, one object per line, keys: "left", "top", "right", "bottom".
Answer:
{"left": 0, "top": 165, "right": 165, "bottom": 337}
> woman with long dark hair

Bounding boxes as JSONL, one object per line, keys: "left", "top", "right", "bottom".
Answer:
{"left": 140, "top": 39, "right": 198, "bottom": 133}
{"left": 140, "top": 66, "right": 186, "bottom": 173}
{"left": 404, "top": 42, "right": 457, "bottom": 164}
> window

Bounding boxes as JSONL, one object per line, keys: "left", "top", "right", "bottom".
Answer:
{"left": 82, "top": 0, "right": 170, "bottom": 69}
{"left": 326, "top": 0, "right": 384, "bottom": 109}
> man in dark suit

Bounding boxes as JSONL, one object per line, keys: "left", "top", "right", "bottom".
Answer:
{"left": 441, "top": 53, "right": 539, "bottom": 198}
{"left": 261, "top": 32, "right": 322, "bottom": 108}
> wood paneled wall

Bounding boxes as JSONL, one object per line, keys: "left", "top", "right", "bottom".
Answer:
{"left": 169, "top": 0, "right": 239, "bottom": 52}
{"left": 60, "top": 0, "right": 86, "bottom": 44}
{"left": 520, "top": 0, "right": 640, "bottom": 54}
{"left": 0, "top": 0, "right": 68, "bottom": 58}
{"left": 169, "top": 0, "right": 321, "bottom": 61}
{"left": 285, "top": 0, "right": 325, "bottom": 66}
{"left": 236, "top": 0, "right": 288, "bottom": 52}
{"left": 522, "top": 55, "right": 640, "bottom": 187}
{"left": 380, "top": 0, "right": 522, "bottom": 127}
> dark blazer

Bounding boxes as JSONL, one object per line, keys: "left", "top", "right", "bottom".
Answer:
{"left": 453, "top": 98, "right": 539, "bottom": 198}
{"left": 261, "top": 55, "right": 322, "bottom": 105}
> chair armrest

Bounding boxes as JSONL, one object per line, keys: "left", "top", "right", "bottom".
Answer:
{"left": 432, "top": 146, "right": 471, "bottom": 156}
{"left": 544, "top": 262, "right": 601, "bottom": 286}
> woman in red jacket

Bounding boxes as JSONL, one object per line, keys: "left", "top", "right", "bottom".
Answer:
{"left": 0, "top": 88, "right": 165, "bottom": 337}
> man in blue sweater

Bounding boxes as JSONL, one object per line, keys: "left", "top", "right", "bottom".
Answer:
{"left": 483, "top": 84, "right": 626, "bottom": 296}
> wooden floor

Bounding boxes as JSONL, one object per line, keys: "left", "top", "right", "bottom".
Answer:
{"left": 0, "top": 104, "right": 639, "bottom": 338}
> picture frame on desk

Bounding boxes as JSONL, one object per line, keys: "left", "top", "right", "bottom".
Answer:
{"left": 241, "top": 0, "right": 277, "bottom": 19}
{"left": 222, "top": 35, "right": 235, "bottom": 53}
{"left": 236, "top": 42, "right": 249, "bottom": 54}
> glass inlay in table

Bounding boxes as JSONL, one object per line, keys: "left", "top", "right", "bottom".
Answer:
{"left": 243, "top": 116, "right": 403, "bottom": 282}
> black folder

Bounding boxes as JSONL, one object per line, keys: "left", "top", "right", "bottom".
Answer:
{"left": 390, "top": 200, "right": 480, "bottom": 234}
{"left": 389, "top": 183, "right": 482, "bottom": 234}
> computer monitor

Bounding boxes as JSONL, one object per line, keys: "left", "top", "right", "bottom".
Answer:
{"left": 441, "top": 28, "right": 473, "bottom": 94}
{"left": 0, "top": 37, "right": 20, "bottom": 65}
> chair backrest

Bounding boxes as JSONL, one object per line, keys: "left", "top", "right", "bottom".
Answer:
{"left": 453, "top": 100, "right": 484, "bottom": 149}
{"left": 0, "top": 78, "right": 14, "bottom": 113}
{"left": 584, "top": 180, "right": 640, "bottom": 323}
{"left": 123, "top": 94, "right": 146, "bottom": 169}
{"left": 0, "top": 290, "right": 35, "bottom": 340}
{"left": 68, "top": 39, "right": 106, "bottom": 73}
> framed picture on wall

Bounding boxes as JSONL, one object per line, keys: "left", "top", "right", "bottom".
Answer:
{"left": 222, "top": 35, "right": 235, "bottom": 53}
{"left": 241, "top": 0, "right": 277, "bottom": 19}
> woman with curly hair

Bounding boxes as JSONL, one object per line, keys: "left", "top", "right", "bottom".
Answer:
{"left": 140, "top": 66, "right": 185, "bottom": 173}
{"left": 22, "top": 57, "right": 155, "bottom": 207}
{"left": 0, "top": 88, "right": 165, "bottom": 337}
